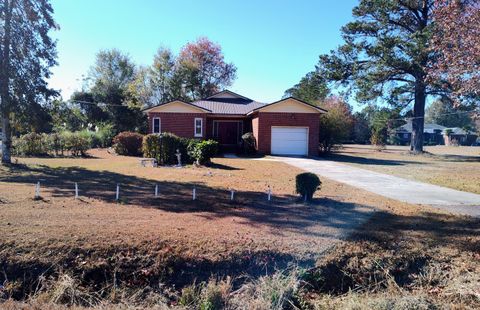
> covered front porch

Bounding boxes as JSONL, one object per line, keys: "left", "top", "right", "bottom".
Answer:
{"left": 206, "top": 115, "right": 251, "bottom": 153}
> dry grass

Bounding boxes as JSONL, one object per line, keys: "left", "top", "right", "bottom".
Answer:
{"left": 328, "top": 144, "right": 480, "bottom": 194}
{"left": 0, "top": 149, "right": 406, "bottom": 307}
{"left": 1, "top": 149, "right": 478, "bottom": 309}
{"left": 300, "top": 196, "right": 480, "bottom": 309}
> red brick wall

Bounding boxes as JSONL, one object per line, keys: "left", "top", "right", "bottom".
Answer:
{"left": 147, "top": 112, "right": 206, "bottom": 139}
{"left": 251, "top": 116, "right": 259, "bottom": 150}
{"left": 255, "top": 112, "right": 320, "bottom": 156}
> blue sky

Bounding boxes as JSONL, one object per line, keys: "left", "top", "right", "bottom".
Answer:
{"left": 48, "top": 0, "right": 358, "bottom": 103}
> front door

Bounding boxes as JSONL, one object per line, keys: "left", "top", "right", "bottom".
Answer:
{"left": 216, "top": 121, "right": 240, "bottom": 145}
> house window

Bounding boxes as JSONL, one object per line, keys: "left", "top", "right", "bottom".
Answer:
{"left": 152, "top": 117, "right": 161, "bottom": 134}
{"left": 194, "top": 118, "right": 203, "bottom": 137}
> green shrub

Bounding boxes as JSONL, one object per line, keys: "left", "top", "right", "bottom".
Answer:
{"left": 240, "top": 132, "right": 257, "bottom": 155}
{"left": 112, "top": 131, "right": 144, "bottom": 156}
{"left": 95, "top": 123, "right": 116, "bottom": 148}
{"left": 188, "top": 140, "right": 219, "bottom": 165}
{"left": 63, "top": 131, "right": 92, "bottom": 157}
{"left": 295, "top": 172, "right": 321, "bottom": 201}
{"left": 142, "top": 134, "right": 161, "bottom": 159}
{"left": 141, "top": 133, "right": 217, "bottom": 166}
{"left": 48, "top": 132, "right": 66, "bottom": 156}
{"left": 159, "top": 132, "right": 185, "bottom": 164}
{"left": 12, "top": 132, "right": 49, "bottom": 156}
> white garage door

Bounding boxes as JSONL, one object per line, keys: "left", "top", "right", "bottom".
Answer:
{"left": 271, "top": 127, "right": 308, "bottom": 156}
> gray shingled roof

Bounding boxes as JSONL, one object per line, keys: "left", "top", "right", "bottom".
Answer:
{"left": 191, "top": 98, "right": 266, "bottom": 115}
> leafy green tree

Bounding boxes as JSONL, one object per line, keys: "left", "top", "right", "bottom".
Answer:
{"left": 284, "top": 72, "right": 330, "bottom": 105}
{"left": 370, "top": 109, "right": 391, "bottom": 147}
{"left": 352, "top": 111, "right": 371, "bottom": 144}
{"left": 0, "top": 0, "right": 58, "bottom": 163}
{"left": 127, "top": 47, "right": 179, "bottom": 107}
{"left": 128, "top": 39, "right": 237, "bottom": 107}
{"left": 77, "top": 49, "right": 145, "bottom": 133}
{"left": 425, "top": 98, "right": 474, "bottom": 128}
{"left": 150, "top": 47, "right": 177, "bottom": 103}
{"left": 318, "top": 97, "right": 353, "bottom": 153}
{"left": 45, "top": 99, "right": 87, "bottom": 132}
{"left": 316, "top": 0, "right": 447, "bottom": 154}
{"left": 71, "top": 90, "right": 109, "bottom": 125}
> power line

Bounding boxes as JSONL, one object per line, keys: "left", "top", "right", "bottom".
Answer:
{"left": 369, "top": 109, "right": 479, "bottom": 124}
{"left": 67, "top": 99, "right": 127, "bottom": 107}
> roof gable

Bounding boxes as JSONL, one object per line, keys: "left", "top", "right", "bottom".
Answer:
{"left": 249, "top": 97, "right": 327, "bottom": 114}
{"left": 206, "top": 90, "right": 252, "bottom": 101}
{"left": 144, "top": 100, "right": 210, "bottom": 113}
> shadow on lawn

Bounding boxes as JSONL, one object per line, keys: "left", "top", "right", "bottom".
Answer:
{"left": 0, "top": 163, "right": 373, "bottom": 239}
{"left": 350, "top": 209, "right": 480, "bottom": 254}
{"left": 324, "top": 153, "right": 425, "bottom": 166}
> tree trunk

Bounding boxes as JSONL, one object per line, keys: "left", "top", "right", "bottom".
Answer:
{"left": 0, "top": 0, "right": 12, "bottom": 164}
{"left": 410, "top": 81, "right": 426, "bottom": 154}
{"left": 1, "top": 114, "right": 12, "bottom": 164}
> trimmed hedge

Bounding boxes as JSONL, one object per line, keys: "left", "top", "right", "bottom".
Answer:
{"left": 188, "top": 139, "right": 219, "bottom": 165}
{"left": 295, "top": 172, "right": 322, "bottom": 201}
{"left": 113, "top": 132, "right": 144, "bottom": 156}
{"left": 142, "top": 133, "right": 193, "bottom": 165}
{"left": 142, "top": 133, "right": 218, "bottom": 166}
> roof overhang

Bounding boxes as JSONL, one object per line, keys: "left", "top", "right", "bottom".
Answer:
{"left": 143, "top": 100, "right": 211, "bottom": 114}
{"left": 247, "top": 97, "right": 328, "bottom": 115}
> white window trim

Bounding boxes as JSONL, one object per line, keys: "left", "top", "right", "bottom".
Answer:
{"left": 194, "top": 118, "right": 203, "bottom": 137}
{"left": 152, "top": 117, "right": 161, "bottom": 134}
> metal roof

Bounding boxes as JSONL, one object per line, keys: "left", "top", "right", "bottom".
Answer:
{"left": 191, "top": 98, "right": 266, "bottom": 115}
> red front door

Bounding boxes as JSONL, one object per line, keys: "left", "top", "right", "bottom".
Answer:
{"left": 215, "top": 121, "right": 241, "bottom": 145}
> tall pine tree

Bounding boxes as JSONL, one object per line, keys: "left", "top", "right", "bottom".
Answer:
{"left": 317, "top": 0, "right": 446, "bottom": 153}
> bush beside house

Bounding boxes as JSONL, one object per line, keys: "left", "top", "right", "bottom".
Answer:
{"left": 112, "top": 132, "right": 144, "bottom": 156}
{"left": 142, "top": 133, "right": 218, "bottom": 166}
{"left": 240, "top": 132, "right": 257, "bottom": 155}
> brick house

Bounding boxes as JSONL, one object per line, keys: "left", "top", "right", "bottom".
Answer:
{"left": 143, "top": 90, "right": 326, "bottom": 156}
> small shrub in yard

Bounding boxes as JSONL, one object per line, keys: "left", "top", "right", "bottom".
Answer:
{"left": 113, "top": 131, "right": 144, "bottom": 156}
{"left": 63, "top": 131, "right": 92, "bottom": 157}
{"left": 188, "top": 139, "right": 219, "bottom": 165}
{"left": 47, "top": 132, "right": 65, "bottom": 156}
{"left": 12, "top": 132, "right": 49, "bottom": 156}
{"left": 240, "top": 132, "right": 257, "bottom": 155}
{"left": 142, "top": 134, "right": 161, "bottom": 159}
{"left": 95, "top": 123, "right": 115, "bottom": 148}
{"left": 141, "top": 132, "right": 196, "bottom": 165}
{"left": 296, "top": 172, "right": 321, "bottom": 201}
{"left": 158, "top": 132, "right": 195, "bottom": 165}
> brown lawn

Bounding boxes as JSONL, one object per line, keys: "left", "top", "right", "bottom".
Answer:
{"left": 0, "top": 149, "right": 413, "bottom": 298}
{"left": 0, "top": 149, "right": 478, "bottom": 308}
{"left": 327, "top": 144, "right": 480, "bottom": 194}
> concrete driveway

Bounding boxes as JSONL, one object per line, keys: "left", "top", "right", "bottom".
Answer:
{"left": 278, "top": 157, "right": 480, "bottom": 217}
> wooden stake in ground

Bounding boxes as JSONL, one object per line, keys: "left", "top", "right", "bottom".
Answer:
{"left": 230, "top": 190, "right": 235, "bottom": 201}
{"left": 116, "top": 184, "right": 120, "bottom": 201}
{"left": 192, "top": 186, "right": 196, "bottom": 201}
{"left": 155, "top": 184, "right": 159, "bottom": 198}
{"left": 34, "top": 182, "right": 40, "bottom": 199}
{"left": 75, "top": 183, "right": 79, "bottom": 199}
{"left": 267, "top": 186, "right": 272, "bottom": 201}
